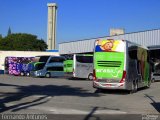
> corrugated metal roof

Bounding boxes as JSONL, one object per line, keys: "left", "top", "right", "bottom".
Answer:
{"left": 59, "top": 29, "right": 160, "bottom": 55}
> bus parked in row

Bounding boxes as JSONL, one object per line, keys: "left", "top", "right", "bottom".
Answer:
{"left": 73, "top": 54, "right": 94, "bottom": 80}
{"left": 63, "top": 55, "right": 73, "bottom": 77}
{"left": 93, "top": 39, "right": 151, "bottom": 93}
{"left": 30, "top": 56, "right": 65, "bottom": 78}
{"left": 5, "top": 57, "right": 34, "bottom": 76}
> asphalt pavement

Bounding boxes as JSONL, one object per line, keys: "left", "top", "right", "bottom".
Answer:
{"left": 0, "top": 75, "right": 160, "bottom": 120}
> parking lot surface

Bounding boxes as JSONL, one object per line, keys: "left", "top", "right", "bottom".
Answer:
{"left": 0, "top": 75, "right": 160, "bottom": 119}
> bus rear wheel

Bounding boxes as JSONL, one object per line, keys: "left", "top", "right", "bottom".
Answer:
{"left": 88, "top": 73, "right": 93, "bottom": 80}
{"left": 147, "top": 80, "right": 151, "bottom": 88}
{"left": 151, "top": 78, "right": 155, "bottom": 83}
{"left": 130, "top": 81, "right": 138, "bottom": 93}
{"left": 20, "top": 72, "right": 25, "bottom": 76}
{"left": 45, "top": 73, "right": 51, "bottom": 78}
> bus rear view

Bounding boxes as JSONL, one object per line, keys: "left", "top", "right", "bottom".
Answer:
{"left": 73, "top": 54, "right": 93, "bottom": 80}
{"left": 93, "top": 39, "right": 126, "bottom": 90}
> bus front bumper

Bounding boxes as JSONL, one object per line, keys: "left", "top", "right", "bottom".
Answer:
{"left": 30, "top": 71, "right": 43, "bottom": 77}
{"left": 93, "top": 81, "right": 125, "bottom": 90}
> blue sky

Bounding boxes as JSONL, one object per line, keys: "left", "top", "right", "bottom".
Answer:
{"left": 0, "top": 0, "right": 160, "bottom": 46}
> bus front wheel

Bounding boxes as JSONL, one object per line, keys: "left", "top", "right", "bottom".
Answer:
{"left": 26, "top": 72, "right": 30, "bottom": 76}
{"left": 45, "top": 73, "right": 51, "bottom": 78}
{"left": 151, "top": 78, "right": 155, "bottom": 83}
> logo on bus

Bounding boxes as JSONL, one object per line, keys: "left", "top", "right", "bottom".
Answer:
{"left": 96, "top": 68, "right": 122, "bottom": 77}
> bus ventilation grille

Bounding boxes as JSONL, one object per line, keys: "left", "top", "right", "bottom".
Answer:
{"left": 97, "top": 61, "right": 121, "bottom": 67}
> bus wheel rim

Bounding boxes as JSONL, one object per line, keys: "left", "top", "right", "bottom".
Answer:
{"left": 88, "top": 74, "right": 93, "bottom": 80}
{"left": 46, "top": 73, "right": 50, "bottom": 78}
{"left": 132, "top": 81, "right": 137, "bottom": 92}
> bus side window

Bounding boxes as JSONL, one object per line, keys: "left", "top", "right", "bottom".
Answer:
{"left": 76, "top": 56, "right": 93, "bottom": 63}
{"left": 49, "top": 57, "right": 65, "bottom": 63}
{"left": 83, "top": 56, "right": 93, "bottom": 63}
{"left": 47, "top": 67, "right": 63, "bottom": 71}
{"left": 128, "top": 50, "right": 137, "bottom": 60}
{"left": 39, "top": 56, "right": 50, "bottom": 62}
{"left": 128, "top": 49, "right": 140, "bottom": 74}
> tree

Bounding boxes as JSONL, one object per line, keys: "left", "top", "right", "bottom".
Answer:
{"left": 34, "top": 39, "right": 48, "bottom": 51}
{"left": 0, "top": 34, "right": 2, "bottom": 39}
{"left": 0, "top": 33, "right": 48, "bottom": 51}
{"left": 7, "top": 27, "right": 12, "bottom": 36}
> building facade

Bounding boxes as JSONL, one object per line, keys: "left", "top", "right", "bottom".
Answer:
{"left": 59, "top": 29, "right": 160, "bottom": 55}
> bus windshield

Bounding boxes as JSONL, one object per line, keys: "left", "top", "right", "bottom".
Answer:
{"left": 34, "top": 62, "right": 46, "bottom": 71}
{"left": 94, "top": 40, "right": 125, "bottom": 79}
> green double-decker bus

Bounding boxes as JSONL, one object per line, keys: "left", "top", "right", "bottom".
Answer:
{"left": 93, "top": 39, "right": 151, "bottom": 93}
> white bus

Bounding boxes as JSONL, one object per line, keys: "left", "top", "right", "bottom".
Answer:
{"left": 73, "top": 54, "right": 93, "bottom": 80}
{"left": 30, "top": 56, "right": 65, "bottom": 78}
{"left": 93, "top": 39, "right": 151, "bottom": 93}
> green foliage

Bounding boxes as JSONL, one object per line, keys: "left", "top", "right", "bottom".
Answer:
{"left": 0, "top": 33, "right": 48, "bottom": 51}
{"left": 0, "top": 34, "right": 2, "bottom": 39}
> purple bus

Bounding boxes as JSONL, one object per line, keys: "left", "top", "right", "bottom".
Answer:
{"left": 5, "top": 57, "right": 34, "bottom": 76}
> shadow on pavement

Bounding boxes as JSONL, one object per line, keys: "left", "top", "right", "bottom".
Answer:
{"left": 144, "top": 94, "right": 160, "bottom": 113}
{"left": 84, "top": 106, "right": 121, "bottom": 120}
{"left": 67, "top": 77, "right": 90, "bottom": 81}
{"left": 0, "top": 83, "right": 101, "bottom": 113}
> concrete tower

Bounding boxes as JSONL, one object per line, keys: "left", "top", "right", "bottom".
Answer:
{"left": 47, "top": 3, "right": 57, "bottom": 50}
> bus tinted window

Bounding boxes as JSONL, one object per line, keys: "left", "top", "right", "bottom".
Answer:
{"left": 49, "top": 57, "right": 65, "bottom": 63}
{"left": 149, "top": 49, "right": 160, "bottom": 60}
{"left": 35, "top": 56, "right": 50, "bottom": 62}
{"left": 76, "top": 56, "right": 93, "bottom": 63}
{"left": 35, "top": 63, "right": 45, "bottom": 70}
{"left": 39, "top": 56, "right": 50, "bottom": 62}
{"left": 128, "top": 46, "right": 138, "bottom": 60}
{"left": 128, "top": 50, "right": 137, "bottom": 59}
{"left": 47, "top": 67, "right": 64, "bottom": 71}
